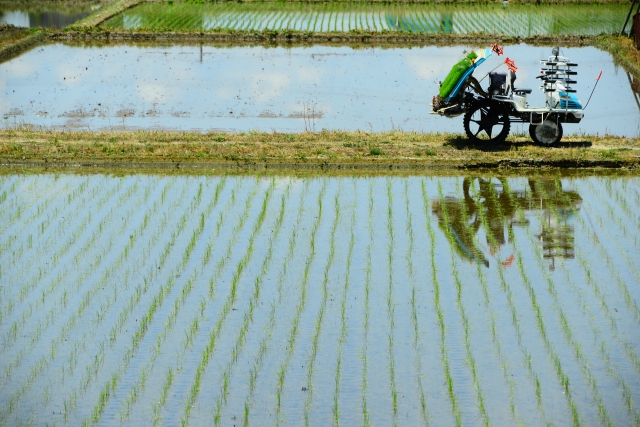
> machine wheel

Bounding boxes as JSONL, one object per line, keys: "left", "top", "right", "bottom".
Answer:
{"left": 529, "top": 119, "right": 563, "bottom": 146}
{"left": 463, "top": 99, "right": 511, "bottom": 145}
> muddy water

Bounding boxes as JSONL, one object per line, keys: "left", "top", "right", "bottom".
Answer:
{"left": 1, "top": 42, "right": 638, "bottom": 137}
{"left": 0, "top": 1, "right": 114, "bottom": 28}
{"left": 0, "top": 171, "right": 638, "bottom": 426}
{"left": 104, "top": 2, "right": 626, "bottom": 37}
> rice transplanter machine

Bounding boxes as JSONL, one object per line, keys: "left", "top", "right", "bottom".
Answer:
{"left": 431, "top": 44, "right": 600, "bottom": 146}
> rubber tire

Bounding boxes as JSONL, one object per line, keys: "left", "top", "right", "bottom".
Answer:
{"left": 529, "top": 120, "right": 563, "bottom": 146}
{"left": 463, "top": 100, "right": 511, "bottom": 145}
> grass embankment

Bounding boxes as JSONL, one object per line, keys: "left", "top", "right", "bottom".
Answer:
{"left": 1, "top": 129, "right": 638, "bottom": 170}
{"left": 596, "top": 35, "right": 640, "bottom": 77}
{"left": 70, "top": 0, "right": 146, "bottom": 28}
{"left": 0, "top": 25, "right": 46, "bottom": 63}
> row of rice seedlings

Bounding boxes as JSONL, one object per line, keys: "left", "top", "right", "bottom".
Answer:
{"left": 519, "top": 180, "right": 628, "bottom": 426}
{"left": 209, "top": 181, "right": 289, "bottom": 425}
{"left": 331, "top": 181, "right": 356, "bottom": 427}
{"left": 42, "top": 178, "right": 186, "bottom": 421}
{"left": 203, "top": 180, "right": 278, "bottom": 421}
{"left": 420, "top": 181, "right": 461, "bottom": 426}
{"left": 2, "top": 183, "right": 114, "bottom": 332}
{"left": 145, "top": 180, "right": 256, "bottom": 425}
{"left": 83, "top": 179, "right": 220, "bottom": 423}
{"left": 358, "top": 181, "right": 374, "bottom": 427}
{"left": 115, "top": 180, "right": 227, "bottom": 423}
{"left": 538, "top": 179, "right": 640, "bottom": 422}
{"left": 177, "top": 180, "right": 267, "bottom": 425}
{"left": 243, "top": 181, "right": 308, "bottom": 427}
{"left": 0, "top": 177, "right": 98, "bottom": 297}
{"left": 123, "top": 179, "right": 249, "bottom": 423}
{"left": 452, "top": 179, "right": 525, "bottom": 425}
{"left": 464, "top": 177, "right": 555, "bottom": 424}
{"left": 302, "top": 187, "right": 343, "bottom": 426}
{"left": 568, "top": 212, "right": 640, "bottom": 378}
{"left": 577, "top": 179, "right": 640, "bottom": 314}
{"left": 0, "top": 177, "right": 139, "bottom": 365}
{"left": 76, "top": 181, "right": 206, "bottom": 424}
{"left": 0, "top": 178, "right": 157, "bottom": 423}
{"left": 402, "top": 181, "right": 429, "bottom": 425}
{"left": 385, "top": 180, "right": 399, "bottom": 418}
{"left": 2, "top": 196, "right": 154, "bottom": 400}
{"left": 436, "top": 183, "right": 490, "bottom": 427}
{"left": 0, "top": 176, "right": 83, "bottom": 244}
{"left": 496, "top": 179, "right": 584, "bottom": 426}
{"left": 274, "top": 181, "right": 327, "bottom": 421}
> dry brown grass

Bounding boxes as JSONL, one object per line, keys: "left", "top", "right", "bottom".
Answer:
{"left": 1, "top": 129, "right": 638, "bottom": 170}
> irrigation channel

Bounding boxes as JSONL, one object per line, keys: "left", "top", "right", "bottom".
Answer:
{"left": 1, "top": 171, "right": 639, "bottom": 426}
{"left": 103, "top": 2, "right": 626, "bottom": 37}
{"left": 0, "top": 1, "right": 115, "bottom": 29}
{"left": 2, "top": 43, "right": 639, "bottom": 136}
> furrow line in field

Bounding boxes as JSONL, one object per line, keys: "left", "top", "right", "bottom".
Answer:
{"left": 112, "top": 179, "right": 228, "bottom": 423}
{"left": 274, "top": 181, "right": 327, "bottom": 424}
{"left": 0, "top": 177, "right": 115, "bottom": 326}
{"left": 454, "top": 178, "right": 529, "bottom": 426}
{"left": 207, "top": 180, "right": 287, "bottom": 424}
{"left": 331, "top": 181, "right": 356, "bottom": 427}
{"left": 437, "top": 183, "right": 491, "bottom": 427}
{"left": 202, "top": 180, "right": 279, "bottom": 425}
{"left": 403, "top": 181, "right": 430, "bottom": 426}
{"left": 0, "top": 177, "right": 138, "bottom": 359}
{"left": 575, "top": 179, "right": 640, "bottom": 321}
{"left": 385, "top": 180, "right": 399, "bottom": 422}
{"left": 523, "top": 180, "right": 638, "bottom": 426}
{"left": 78, "top": 178, "right": 223, "bottom": 425}
{"left": 302, "top": 186, "right": 342, "bottom": 427}
{"left": 151, "top": 180, "right": 260, "bottom": 425}
{"left": 500, "top": 180, "right": 586, "bottom": 427}
{"left": 421, "top": 181, "right": 461, "bottom": 427}
{"left": 0, "top": 176, "right": 164, "bottom": 423}
{"left": 360, "top": 180, "right": 373, "bottom": 427}
{"left": 242, "top": 181, "right": 307, "bottom": 426}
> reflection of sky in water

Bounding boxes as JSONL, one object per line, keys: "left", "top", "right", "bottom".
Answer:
{"left": 1, "top": 43, "right": 638, "bottom": 136}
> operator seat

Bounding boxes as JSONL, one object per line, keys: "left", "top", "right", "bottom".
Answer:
{"left": 509, "top": 70, "right": 532, "bottom": 95}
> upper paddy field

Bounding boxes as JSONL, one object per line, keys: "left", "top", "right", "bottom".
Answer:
{"left": 102, "top": 1, "right": 627, "bottom": 36}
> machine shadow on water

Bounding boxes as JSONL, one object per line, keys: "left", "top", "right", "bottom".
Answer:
{"left": 432, "top": 176, "right": 582, "bottom": 269}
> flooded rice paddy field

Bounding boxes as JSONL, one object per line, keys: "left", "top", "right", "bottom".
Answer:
{"left": 103, "top": 2, "right": 627, "bottom": 37}
{"left": 1, "top": 172, "right": 639, "bottom": 426}
{"left": 0, "top": 1, "right": 114, "bottom": 29}
{"left": 2, "top": 42, "right": 639, "bottom": 136}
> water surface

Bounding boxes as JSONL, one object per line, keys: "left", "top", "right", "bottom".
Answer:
{"left": 0, "top": 171, "right": 638, "bottom": 426}
{"left": 1, "top": 42, "right": 638, "bottom": 137}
